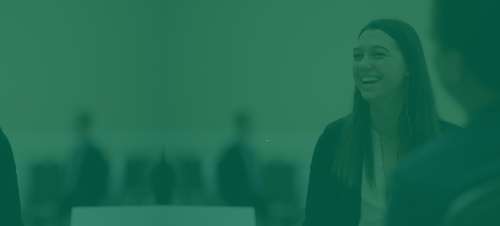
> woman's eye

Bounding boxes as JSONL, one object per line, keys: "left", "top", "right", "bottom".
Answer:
{"left": 374, "top": 53, "right": 384, "bottom": 56}
{"left": 353, "top": 55, "right": 362, "bottom": 59}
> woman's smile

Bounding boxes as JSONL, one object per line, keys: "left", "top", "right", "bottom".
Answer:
{"left": 361, "top": 78, "right": 381, "bottom": 89}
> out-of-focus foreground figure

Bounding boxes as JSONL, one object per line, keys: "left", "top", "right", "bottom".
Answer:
{"left": 386, "top": 1, "right": 500, "bottom": 226}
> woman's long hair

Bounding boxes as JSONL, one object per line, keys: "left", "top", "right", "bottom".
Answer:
{"left": 331, "top": 19, "right": 442, "bottom": 189}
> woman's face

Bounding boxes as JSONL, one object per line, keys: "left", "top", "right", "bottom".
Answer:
{"left": 352, "top": 29, "right": 408, "bottom": 105}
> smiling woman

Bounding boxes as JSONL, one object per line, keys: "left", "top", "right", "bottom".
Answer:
{"left": 302, "top": 18, "right": 463, "bottom": 226}
{"left": 353, "top": 29, "right": 410, "bottom": 107}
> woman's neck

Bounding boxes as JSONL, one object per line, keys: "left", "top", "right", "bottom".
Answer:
{"left": 370, "top": 97, "right": 405, "bottom": 141}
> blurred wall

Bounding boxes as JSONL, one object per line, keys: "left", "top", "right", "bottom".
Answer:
{"left": 0, "top": 0, "right": 465, "bottom": 169}
{"left": 0, "top": 1, "right": 467, "bottom": 222}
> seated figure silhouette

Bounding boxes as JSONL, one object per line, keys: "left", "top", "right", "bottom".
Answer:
{"left": 218, "top": 112, "right": 267, "bottom": 216}
{"left": 60, "top": 112, "right": 108, "bottom": 219}
{"left": 150, "top": 147, "right": 176, "bottom": 204}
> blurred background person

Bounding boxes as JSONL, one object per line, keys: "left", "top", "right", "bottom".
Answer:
{"left": 0, "top": 127, "right": 24, "bottom": 225}
{"left": 218, "top": 111, "right": 268, "bottom": 225}
{"left": 59, "top": 111, "right": 109, "bottom": 224}
{"left": 386, "top": 0, "right": 500, "bottom": 225}
{"left": 302, "top": 19, "right": 462, "bottom": 226}
{"left": 150, "top": 147, "right": 176, "bottom": 205}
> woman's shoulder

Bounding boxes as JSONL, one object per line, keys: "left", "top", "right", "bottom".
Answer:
{"left": 311, "top": 117, "right": 348, "bottom": 166}
{"left": 438, "top": 119, "right": 464, "bottom": 134}
{"left": 323, "top": 116, "right": 348, "bottom": 134}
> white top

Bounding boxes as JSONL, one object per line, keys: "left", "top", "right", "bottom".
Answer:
{"left": 358, "top": 127, "right": 387, "bottom": 226}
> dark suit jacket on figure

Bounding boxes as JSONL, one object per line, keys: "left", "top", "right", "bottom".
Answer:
{"left": 386, "top": 101, "right": 500, "bottom": 226}
{"left": 218, "top": 142, "right": 264, "bottom": 211}
{"left": 61, "top": 141, "right": 108, "bottom": 214}
{"left": 302, "top": 117, "right": 463, "bottom": 226}
{"left": 0, "top": 128, "right": 24, "bottom": 226}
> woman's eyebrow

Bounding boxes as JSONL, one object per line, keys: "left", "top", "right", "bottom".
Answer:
{"left": 353, "top": 45, "right": 390, "bottom": 53}
{"left": 373, "top": 46, "right": 390, "bottom": 52}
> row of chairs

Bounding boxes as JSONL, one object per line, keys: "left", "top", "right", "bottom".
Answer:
{"left": 22, "top": 155, "right": 310, "bottom": 226}
{"left": 21, "top": 156, "right": 500, "bottom": 226}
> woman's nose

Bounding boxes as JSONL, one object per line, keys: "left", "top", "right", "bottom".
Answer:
{"left": 358, "top": 57, "right": 373, "bottom": 69}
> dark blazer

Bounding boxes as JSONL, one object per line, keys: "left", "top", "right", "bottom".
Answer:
{"left": 386, "top": 101, "right": 500, "bottom": 226}
{"left": 302, "top": 117, "right": 463, "bottom": 226}
{"left": 0, "top": 128, "right": 24, "bottom": 226}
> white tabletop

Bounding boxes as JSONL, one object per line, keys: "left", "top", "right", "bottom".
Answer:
{"left": 71, "top": 205, "right": 255, "bottom": 226}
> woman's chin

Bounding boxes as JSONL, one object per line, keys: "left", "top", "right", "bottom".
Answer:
{"left": 361, "top": 93, "right": 378, "bottom": 103}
